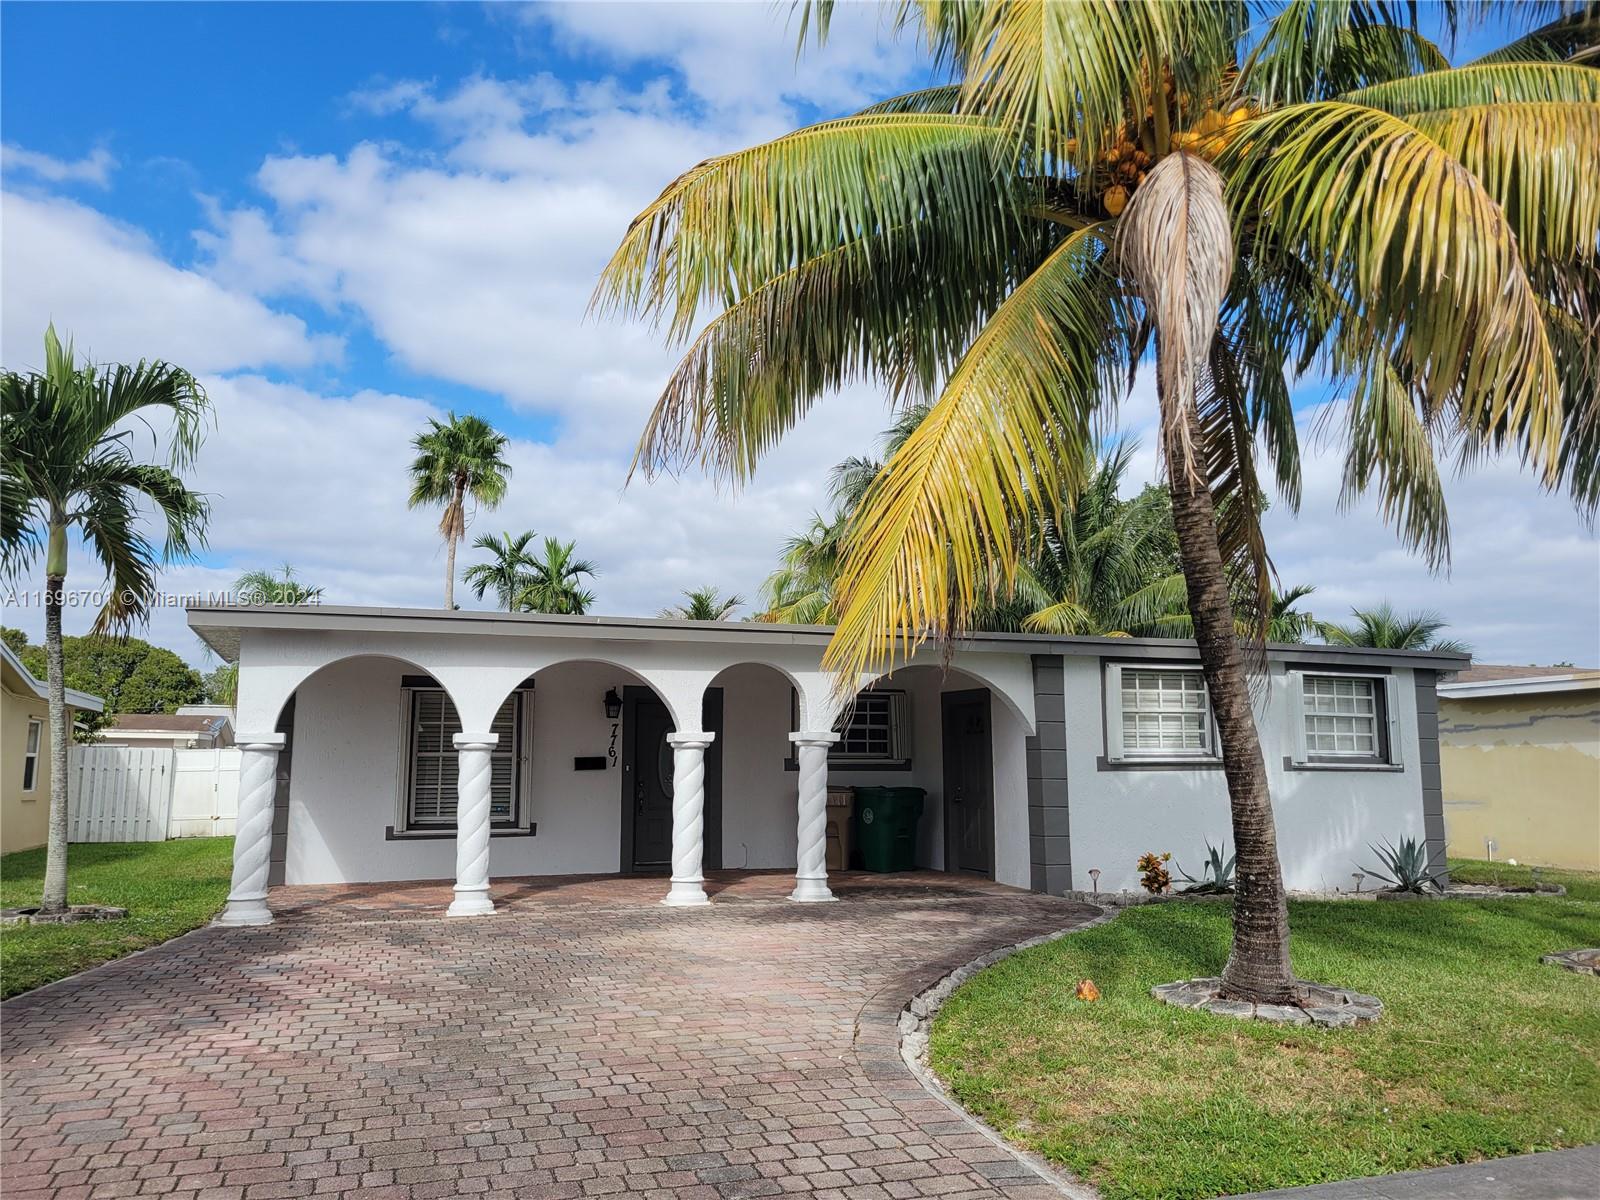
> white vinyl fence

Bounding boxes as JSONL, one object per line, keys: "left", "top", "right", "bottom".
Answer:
{"left": 67, "top": 746, "right": 241, "bottom": 843}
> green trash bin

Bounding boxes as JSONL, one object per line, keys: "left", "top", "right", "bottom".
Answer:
{"left": 853, "top": 786, "right": 925, "bottom": 872}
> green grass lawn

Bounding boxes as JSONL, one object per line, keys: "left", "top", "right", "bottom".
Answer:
{"left": 0, "top": 838, "right": 234, "bottom": 999}
{"left": 931, "top": 888, "right": 1600, "bottom": 1200}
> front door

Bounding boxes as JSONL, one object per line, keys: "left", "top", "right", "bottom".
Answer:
{"left": 625, "top": 693, "right": 676, "bottom": 871}
{"left": 621, "top": 688, "right": 723, "bottom": 873}
{"left": 942, "top": 689, "right": 994, "bottom": 878}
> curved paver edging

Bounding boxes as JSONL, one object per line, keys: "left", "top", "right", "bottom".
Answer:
{"left": 883, "top": 906, "right": 1120, "bottom": 1200}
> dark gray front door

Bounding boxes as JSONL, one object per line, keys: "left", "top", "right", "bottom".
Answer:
{"left": 625, "top": 693, "right": 676, "bottom": 871}
{"left": 942, "top": 689, "right": 994, "bottom": 878}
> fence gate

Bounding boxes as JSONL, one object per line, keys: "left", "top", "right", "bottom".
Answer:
{"left": 170, "top": 749, "right": 242, "bottom": 838}
{"left": 67, "top": 746, "right": 174, "bottom": 842}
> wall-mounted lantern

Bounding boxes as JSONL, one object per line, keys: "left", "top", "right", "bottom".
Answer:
{"left": 604, "top": 687, "right": 623, "bottom": 720}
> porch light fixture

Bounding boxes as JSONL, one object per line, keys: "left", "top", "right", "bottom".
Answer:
{"left": 604, "top": 687, "right": 623, "bottom": 720}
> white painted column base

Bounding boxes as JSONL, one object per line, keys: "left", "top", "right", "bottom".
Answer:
{"left": 215, "top": 898, "right": 274, "bottom": 927}
{"left": 448, "top": 732, "right": 499, "bottom": 918}
{"left": 662, "top": 732, "right": 715, "bottom": 907}
{"left": 217, "top": 733, "right": 287, "bottom": 927}
{"left": 789, "top": 732, "right": 840, "bottom": 903}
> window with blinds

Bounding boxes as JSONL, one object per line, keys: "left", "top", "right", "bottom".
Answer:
{"left": 406, "top": 690, "right": 521, "bottom": 828}
{"left": 1106, "top": 665, "right": 1217, "bottom": 761}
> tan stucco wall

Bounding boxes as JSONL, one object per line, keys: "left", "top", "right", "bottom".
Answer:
{"left": 2, "top": 685, "right": 52, "bottom": 855}
{"left": 1440, "top": 690, "right": 1600, "bottom": 870}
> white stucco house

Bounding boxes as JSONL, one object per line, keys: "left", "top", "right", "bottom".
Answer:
{"left": 187, "top": 604, "right": 1465, "bottom": 925}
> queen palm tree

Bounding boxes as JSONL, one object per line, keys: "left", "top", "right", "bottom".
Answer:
{"left": 519, "top": 536, "right": 598, "bottom": 615}
{"left": 661, "top": 585, "right": 745, "bottom": 621}
{"left": 597, "top": 3, "right": 1597, "bottom": 1002}
{"left": 235, "top": 564, "right": 322, "bottom": 605}
{"left": 1, "top": 326, "right": 210, "bottom": 914}
{"left": 463, "top": 530, "right": 536, "bottom": 611}
{"left": 407, "top": 413, "right": 511, "bottom": 609}
{"left": 1322, "top": 602, "right": 1470, "bottom": 654}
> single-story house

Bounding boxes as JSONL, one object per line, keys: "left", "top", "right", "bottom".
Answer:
{"left": 99, "top": 710, "right": 234, "bottom": 750}
{"left": 186, "top": 603, "right": 1466, "bottom": 924}
{"left": 1, "top": 641, "right": 105, "bottom": 855}
{"left": 1439, "top": 665, "right": 1600, "bottom": 871}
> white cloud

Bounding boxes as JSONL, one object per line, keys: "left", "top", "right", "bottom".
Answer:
{"left": 2, "top": 143, "right": 117, "bottom": 187}
{"left": 0, "top": 190, "right": 339, "bottom": 373}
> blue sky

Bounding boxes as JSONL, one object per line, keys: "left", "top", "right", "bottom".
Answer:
{"left": 2, "top": 1, "right": 1596, "bottom": 668}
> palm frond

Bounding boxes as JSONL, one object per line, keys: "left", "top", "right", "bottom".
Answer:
{"left": 1242, "top": 1, "right": 1452, "bottom": 105}
{"left": 1223, "top": 101, "right": 1563, "bottom": 481}
{"left": 954, "top": 0, "right": 1240, "bottom": 176}
{"left": 1341, "top": 61, "right": 1600, "bottom": 111}
{"left": 630, "top": 216, "right": 1052, "bottom": 483}
{"left": 822, "top": 224, "right": 1127, "bottom": 683}
{"left": 593, "top": 114, "right": 1026, "bottom": 342}
{"left": 1469, "top": 4, "right": 1600, "bottom": 65}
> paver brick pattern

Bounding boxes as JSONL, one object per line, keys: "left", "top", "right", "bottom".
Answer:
{"left": 2, "top": 871, "right": 1097, "bottom": 1199}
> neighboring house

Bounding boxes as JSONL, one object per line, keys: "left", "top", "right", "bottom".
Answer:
{"left": 1, "top": 642, "right": 105, "bottom": 855}
{"left": 187, "top": 603, "right": 1466, "bottom": 925}
{"left": 1439, "top": 665, "right": 1600, "bottom": 871}
{"left": 99, "top": 711, "right": 234, "bottom": 750}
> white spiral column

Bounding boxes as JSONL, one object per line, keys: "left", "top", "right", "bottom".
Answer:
{"left": 789, "top": 732, "right": 840, "bottom": 902}
{"left": 447, "top": 732, "right": 499, "bottom": 917}
{"left": 216, "top": 733, "right": 286, "bottom": 926}
{"left": 662, "top": 732, "right": 715, "bottom": 907}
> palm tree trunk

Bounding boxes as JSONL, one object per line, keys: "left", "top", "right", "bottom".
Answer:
{"left": 444, "top": 532, "right": 458, "bottom": 610}
{"left": 1162, "top": 408, "right": 1296, "bottom": 1004}
{"left": 40, "top": 566, "right": 71, "bottom": 914}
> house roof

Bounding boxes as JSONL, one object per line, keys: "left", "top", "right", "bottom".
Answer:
{"left": 185, "top": 603, "right": 1473, "bottom": 673}
{"left": 0, "top": 642, "right": 106, "bottom": 712}
{"left": 1439, "top": 664, "right": 1600, "bottom": 700}
{"left": 106, "top": 713, "right": 230, "bottom": 736}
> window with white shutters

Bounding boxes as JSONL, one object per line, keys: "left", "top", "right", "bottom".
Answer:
{"left": 406, "top": 690, "right": 521, "bottom": 828}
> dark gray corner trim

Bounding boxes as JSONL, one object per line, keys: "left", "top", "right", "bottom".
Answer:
{"left": 1027, "top": 654, "right": 1073, "bottom": 897}
{"left": 1414, "top": 669, "right": 1448, "bottom": 882}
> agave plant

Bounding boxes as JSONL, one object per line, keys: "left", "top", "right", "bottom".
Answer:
{"left": 1175, "top": 841, "right": 1237, "bottom": 894}
{"left": 1360, "top": 837, "right": 1447, "bottom": 895}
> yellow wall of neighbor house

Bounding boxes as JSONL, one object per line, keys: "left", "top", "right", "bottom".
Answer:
{"left": 1440, "top": 690, "right": 1600, "bottom": 871}
{"left": 2, "top": 684, "right": 53, "bottom": 855}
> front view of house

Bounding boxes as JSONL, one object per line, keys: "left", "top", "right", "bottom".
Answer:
{"left": 187, "top": 605, "right": 1466, "bottom": 923}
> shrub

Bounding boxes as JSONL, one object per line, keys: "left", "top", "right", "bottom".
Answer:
{"left": 1175, "top": 841, "right": 1236, "bottom": 894}
{"left": 1137, "top": 851, "right": 1172, "bottom": 894}
{"left": 1360, "top": 837, "right": 1447, "bottom": 894}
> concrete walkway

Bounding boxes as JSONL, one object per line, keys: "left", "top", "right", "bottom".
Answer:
{"left": 1230, "top": 1144, "right": 1599, "bottom": 1199}
{"left": 1, "top": 871, "right": 1100, "bottom": 1199}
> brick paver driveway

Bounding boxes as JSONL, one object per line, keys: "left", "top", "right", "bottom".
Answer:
{"left": 2, "top": 872, "right": 1099, "bottom": 1200}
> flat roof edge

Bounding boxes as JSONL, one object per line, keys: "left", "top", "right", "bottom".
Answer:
{"left": 185, "top": 603, "right": 1474, "bottom": 671}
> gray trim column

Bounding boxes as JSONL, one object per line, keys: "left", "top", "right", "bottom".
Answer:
{"left": 1414, "top": 668, "right": 1448, "bottom": 882}
{"left": 1027, "top": 655, "right": 1072, "bottom": 895}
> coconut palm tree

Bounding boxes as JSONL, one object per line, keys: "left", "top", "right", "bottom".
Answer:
{"left": 661, "top": 585, "right": 744, "bottom": 621}
{"left": 1, "top": 326, "right": 210, "bottom": 914}
{"left": 407, "top": 413, "right": 511, "bottom": 609}
{"left": 1322, "top": 602, "right": 1470, "bottom": 654}
{"left": 464, "top": 530, "right": 537, "bottom": 612}
{"left": 519, "top": 537, "right": 598, "bottom": 615}
{"left": 597, "top": 3, "right": 1597, "bottom": 1002}
{"left": 235, "top": 564, "right": 322, "bottom": 605}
